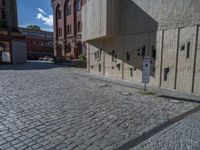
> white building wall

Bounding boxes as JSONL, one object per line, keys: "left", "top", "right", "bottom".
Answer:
{"left": 176, "top": 26, "right": 197, "bottom": 92}
{"left": 194, "top": 26, "right": 200, "bottom": 94}
{"left": 83, "top": 0, "right": 200, "bottom": 94}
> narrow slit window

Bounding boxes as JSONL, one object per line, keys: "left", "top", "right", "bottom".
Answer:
{"left": 186, "top": 42, "right": 190, "bottom": 59}
{"left": 142, "top": 46, "right": 146, "bottom": 57}
{"left": 137, "top": 49, "right": 140, "bottom": 56}
{"left": 126, "top": 52, "right": 130, "bottom": 61}
{"left": 112, "top": 50, "right": 115, "bottom": 62}
{"left": 99, "top": 63, "right": 101, "bottom": 72}
{"left": 152, "top": 46, "right": 156, "bottom": 60}
{"left": 130, "top": 68, "right": 133, "bottom": 77}
{"left": 164, "top": 67, "right": 170, "bottom": 81}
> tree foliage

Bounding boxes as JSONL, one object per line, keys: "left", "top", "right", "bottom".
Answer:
{"left": 26, "top": 25, "right": 41, "bottom": 31}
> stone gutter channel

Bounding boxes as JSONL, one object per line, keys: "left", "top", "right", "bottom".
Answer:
{"left": 115, "top": 105, "right": 200, "bottom": 150}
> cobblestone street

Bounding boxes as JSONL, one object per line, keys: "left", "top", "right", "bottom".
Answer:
{"left": 0, "top": 62, "right": 199, "bottom": 150}
{"left": 132, "top": 111, "right": 200, "bottom": 150}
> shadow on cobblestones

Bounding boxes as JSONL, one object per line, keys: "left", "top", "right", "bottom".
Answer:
{"left": 0, "top": 61, "right": 58, "bottom": 70}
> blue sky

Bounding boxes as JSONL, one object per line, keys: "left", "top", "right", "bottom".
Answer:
{"left": 17, "top": 0, "right": 53, "bottom": 31}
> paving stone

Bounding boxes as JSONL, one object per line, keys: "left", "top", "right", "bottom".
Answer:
{"left": 0, "top": 62, "right": 199, "bottom": 150}
{"left": 0, "top": 139, "right": 7, "bottom": 145}
{"left": 132, "top": 111, "right": 200, "bottom": 150}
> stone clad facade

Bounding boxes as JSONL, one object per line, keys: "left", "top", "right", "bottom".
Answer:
{"left": 51, "top": 0, "right": 86, "bottom": 59}
{"left": 82, "top": 0, "right": 200, "bottom": 94}
{"left": 0, "top": 0, "right": 27, "bottom": 64}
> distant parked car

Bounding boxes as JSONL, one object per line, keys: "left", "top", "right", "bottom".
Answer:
{"left": 43, "top": 57, "right": 49, "bottom": 61}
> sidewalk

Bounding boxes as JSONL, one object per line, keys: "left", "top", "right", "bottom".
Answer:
{"left": 68, "top": 67, "right": 200, "bottom": 103}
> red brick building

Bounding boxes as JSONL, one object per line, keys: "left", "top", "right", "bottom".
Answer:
{"left": 19, "top": 27, "right": 54, "bottom": 60}
{"left": 51, "top": 0, "right": 86, "bottom": 59}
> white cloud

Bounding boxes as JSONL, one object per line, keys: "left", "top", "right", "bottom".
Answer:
{"left": 37, "top": 8, "right": 47, "bottom": 15}
{"left": 36, "top": 8, "right": 53, "bottom": 27}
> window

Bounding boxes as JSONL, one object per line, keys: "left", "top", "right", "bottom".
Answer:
{"left": 76, "top": 0, "right": 81, "bottom": 11}
{"left": 117, "top": 64, "right": 121, "bottom": 71}
{"left": 126, "top": 52, "right": 130, "bottom": 61}
{"left": 142, "top": 46, "right": 146, "bottom": 57}
{"left": 96, "top": 51, "right": 100, "bottom": 60}
{"left": 66, "top": 5, "right": 71, "bottom": 16}
{"left": 130, "top": 68, "right": 133, "bottom": 77}
{"left": 164, "top": 67, "right": 170, "bottom": 81}
{"left": 69, "top": 25, "right": 72, "bottom": 34}
{"left": 181, "top": 45, "right": 185, "bottom": 51}
{"left": 67, "top": 25, "right": 72, "bottom": 35}
{"left": 151, "top": 46, "right": 156, "bottom": 60}
{"left": 99, "top": 63, "right": 101, "bottom": 72}
{"left": 57, "top": 10, "right": 62, "bottom": 19}
{"left": 58, "top": 28, "right": 62, "bottom": 36}
{"left": 99, "top": 49, "right": 102, "bottom": 61}
{"left": 94, "top": 53, "right": 97, "bottom": 60}
{"left": 137, "top": 49, "right": 140, "bottom": 56}
{"left": 77, "top": 21, "right": 81, "bottom": 32}
{"left": 186, "top": 42, "right": 190, "bottom": 59}
{"left": 111, "top": 50, "right": 115, "bottom": 62}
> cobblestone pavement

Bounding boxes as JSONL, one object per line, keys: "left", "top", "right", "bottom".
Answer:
{"left": 132, "top": 111, "right": 200, "bottom": 150}
{"left": 0, "top": 62, "right": 199, "bottom": 150}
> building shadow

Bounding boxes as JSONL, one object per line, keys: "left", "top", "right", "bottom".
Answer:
{"left": 88, "top": 0, "right": 158, "bottom": 79}
{"left": 0, "top": 61, "right": 58, "bottom": 70}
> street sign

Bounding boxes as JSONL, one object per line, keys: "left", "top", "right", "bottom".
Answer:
{"left": 142, "top": 57, "right": 151, "bottom": 92}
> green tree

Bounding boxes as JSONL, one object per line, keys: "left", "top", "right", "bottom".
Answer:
{"left": 26, "top": 25, "right": 41, "bottom": 31}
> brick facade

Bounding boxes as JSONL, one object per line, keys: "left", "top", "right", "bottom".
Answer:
{"left": 51, "top": 0, "right": 86, "bottom": 59}
{"left": 19, "top": 27, "right": 54, "bottom": 60}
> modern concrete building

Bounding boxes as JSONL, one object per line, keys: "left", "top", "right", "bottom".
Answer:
{"left": 0, "top": 0, "right": 27, "bottom": 64}
{"left": 51, "top": 0, "right": 86, "bottom": 59}
{"left": 82, "top": 0, "right": 200, "bottom": 94}
{"left": 19, "top": 27, "right": 54, "bottom": 60}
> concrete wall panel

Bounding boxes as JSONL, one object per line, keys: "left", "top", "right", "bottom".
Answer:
{"left": 176, "top": 26, "right": 197, "bottom": 92}
{"left": 161, "top": 29, "right": 178, "bottom": 89}
{"left": 194, "top": 26, "right": 200, "bottom": 94}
